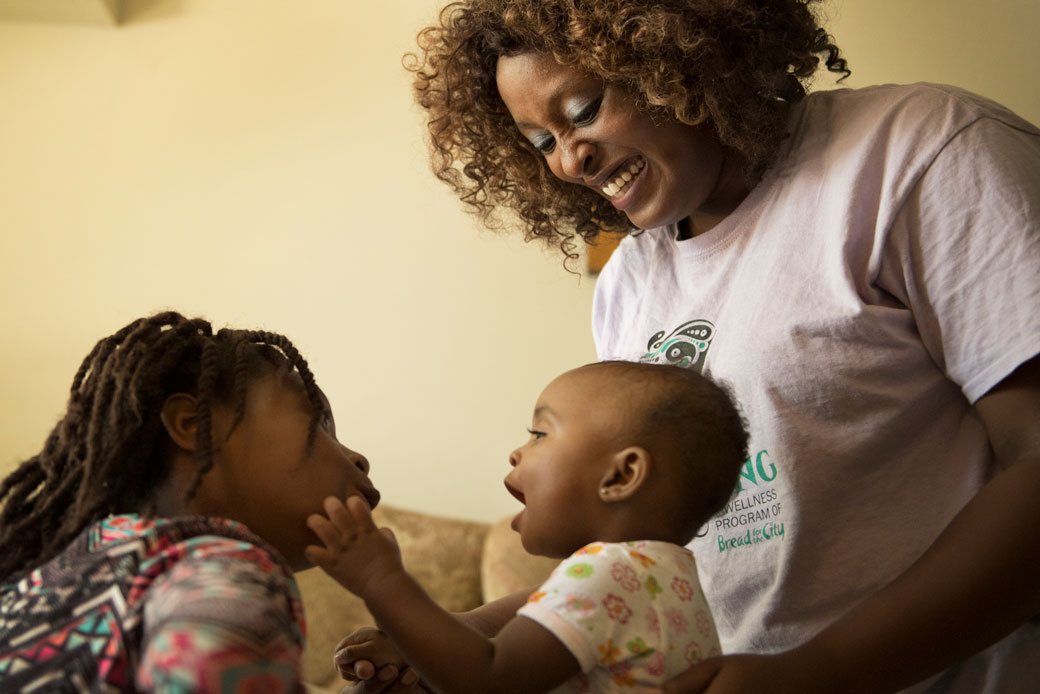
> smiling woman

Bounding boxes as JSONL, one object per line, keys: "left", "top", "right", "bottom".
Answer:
{"left": 408, "top": 1, "right": 1040, "bottom": 693}
{"left": 494, "top": 51, "right": 747, "bottom": 239}
{"left": 408, "top": 0, "right": 847, "bottom": 258}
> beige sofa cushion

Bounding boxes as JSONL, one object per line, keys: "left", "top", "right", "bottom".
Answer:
{"left": 480, "top": 514, "right": 561, "bottom": 603}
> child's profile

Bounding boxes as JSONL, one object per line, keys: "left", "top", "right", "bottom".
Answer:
{"left": 0, "top": 311, "right": 375, "bottom": 691}
{"left": 309, "top": 360, "right": 749, "bottom": 693}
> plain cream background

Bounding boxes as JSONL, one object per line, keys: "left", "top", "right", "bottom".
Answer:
{"left": 1, "top": 0, "right": 1037, "bottom": 523}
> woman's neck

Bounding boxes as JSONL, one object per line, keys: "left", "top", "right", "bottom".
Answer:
{"left": 677, "top": 150, "right": 752, "bottom": 240}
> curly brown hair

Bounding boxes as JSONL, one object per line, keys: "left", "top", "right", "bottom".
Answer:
{"left": 407, "top": 0, "right": 849, "bottom": 257}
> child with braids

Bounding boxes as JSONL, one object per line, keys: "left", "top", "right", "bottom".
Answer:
{"left": 0, "top": 311, "right": 380, "bottom": 692}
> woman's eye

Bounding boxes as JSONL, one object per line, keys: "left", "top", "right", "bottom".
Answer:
{"left": 571, "top": 96, "right": 602, "bottom": 127}
{"left": 532, "top": 134, "right": 556, "bottom": 154}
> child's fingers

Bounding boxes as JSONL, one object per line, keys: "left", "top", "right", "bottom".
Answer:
{"left": 345, "top": 494, "right": 379, "bottom": 530}
{"left": 335, "top": 626, "right": 382, "bottom": 654}
{"left": 380, "top": 526, "right": 399, "bottom": 549}
{"left": 303, "top": 544, "right": 330, "bottom": 567}
{"left": 336, "top": 638, "right": 404, "bottom": 667}
{"left": 307, "top": 511, "right": 344, "bottom": 549}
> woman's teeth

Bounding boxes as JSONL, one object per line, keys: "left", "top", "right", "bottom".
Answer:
{"left": 602, "top": 158, "right": 646, "bottom": 198}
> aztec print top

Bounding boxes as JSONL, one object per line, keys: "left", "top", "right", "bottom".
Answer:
{"left": 0, "top": 514, "right": 306, "bottom": 693}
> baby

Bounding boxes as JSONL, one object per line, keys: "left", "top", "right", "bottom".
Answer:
{"left": 307, "top": 360, "right": 749, "bottom": 693}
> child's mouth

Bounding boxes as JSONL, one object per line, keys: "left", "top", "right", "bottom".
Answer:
{"left": 504, "top": 481, "right": 525, "bottom": 505}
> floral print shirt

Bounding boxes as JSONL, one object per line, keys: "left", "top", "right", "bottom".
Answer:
{"left": 517, "top": 540, "right": 721, "bottom": 693}
{"left": 0, "top": 515, "right": 305, "bottom": 692}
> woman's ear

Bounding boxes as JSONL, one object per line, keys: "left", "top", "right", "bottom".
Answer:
{"left": 160, "top": 393, "right": 200, "bottom": 452}
{"left": 598, "top": 447, "right": 651, "bottom": 503}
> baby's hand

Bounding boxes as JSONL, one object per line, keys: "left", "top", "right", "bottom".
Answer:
{"left": 334, "top": 627, "right": 425, "bottom": 693}
{"left": 306, "top": 496, "right": 404, "bottom": 597}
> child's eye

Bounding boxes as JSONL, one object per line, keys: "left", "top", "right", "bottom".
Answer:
{"left": 526, "top": 428, "right": 546, "bottom": 441}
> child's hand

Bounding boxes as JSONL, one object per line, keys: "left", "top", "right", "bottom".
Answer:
{"left": 334, "top": 627, "right": 426, "bottom": 693}
{"left": 306, "top": 496, "right": 405, "bottom": 597}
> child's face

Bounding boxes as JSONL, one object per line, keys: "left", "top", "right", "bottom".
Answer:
{"left": 504, "top": 368, "right": 623, "bottom": 558}
{"left": 192, "top": 368, "right": 379, "bottom": 571}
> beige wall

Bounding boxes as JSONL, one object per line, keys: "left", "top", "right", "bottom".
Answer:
{"left": 1, "top": 0, "right": 1037, "bottom": 523}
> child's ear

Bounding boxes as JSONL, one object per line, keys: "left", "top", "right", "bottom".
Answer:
{"left": 598, "top": 447, "right": 651, "bottom": 503}
{"left": 160, "top": 393, "right": 200, "bottom": 452}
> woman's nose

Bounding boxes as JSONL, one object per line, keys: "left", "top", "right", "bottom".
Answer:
{"left": 557, "top": 137, "right": 595, "bottom": 181}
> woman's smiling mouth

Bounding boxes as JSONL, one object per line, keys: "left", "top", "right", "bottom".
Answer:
{"left": 601, "top": 156, "right": 646, "bottom": 198}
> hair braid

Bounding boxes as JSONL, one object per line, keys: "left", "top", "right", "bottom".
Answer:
{"left": 0, "top": 312, "right": 321, "bottom": 580}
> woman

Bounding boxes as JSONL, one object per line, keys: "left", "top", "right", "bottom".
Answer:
{"left": 392, "top": 1, "right": 1040, "bottom": 693}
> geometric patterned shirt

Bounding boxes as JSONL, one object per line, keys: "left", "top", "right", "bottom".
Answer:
{"left": 0, "top": 515, "right": 306, "bottom": 693}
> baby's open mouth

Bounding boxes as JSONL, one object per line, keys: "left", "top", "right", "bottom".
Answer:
{"left": 504, "top": 481, "right": 525, "bottom": 505}
{"left": 602, "top": 156, "right": 645, "bottom": 198}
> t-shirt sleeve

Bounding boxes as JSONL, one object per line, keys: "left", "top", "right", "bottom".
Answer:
{"left": 516, "top": 545, "right": 642, "bottom": 672}
{"left": 136, "top": 539, "right": 304, "bottom": 693}
{"left": 879, "top": 114, "right": 1040, "bottom": 402}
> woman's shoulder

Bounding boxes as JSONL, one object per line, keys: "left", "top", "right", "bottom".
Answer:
{"left": 799, "top": 82, "right": 1036, "bottom": 136}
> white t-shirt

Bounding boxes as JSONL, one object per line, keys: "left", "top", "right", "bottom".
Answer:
{"left": 593, "top": 83, "right": 1040, "bottom": 693}
{"left": 517, "top": 541, "right": 721, "bottom": 693}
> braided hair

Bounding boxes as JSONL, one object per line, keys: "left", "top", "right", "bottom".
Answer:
{"left": 0, "top": 311, "right": 325, "bottom": 580}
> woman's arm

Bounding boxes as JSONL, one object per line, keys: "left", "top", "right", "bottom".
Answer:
{"left": 664, "top": 355, "right": 1040, "bottom": 693}
{"left": 308, "top": 497, "right": 581, "bottom": 694}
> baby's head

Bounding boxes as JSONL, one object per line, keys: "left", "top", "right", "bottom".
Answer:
{"left": 0, "top": 312, "right": 377, "bottom": 578}
{"left": 505, "top": 361, "right": 748, "bottom": 557}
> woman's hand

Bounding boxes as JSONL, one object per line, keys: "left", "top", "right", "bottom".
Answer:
{"left": 305, "top": 496, "right": 405, "bottom": 598}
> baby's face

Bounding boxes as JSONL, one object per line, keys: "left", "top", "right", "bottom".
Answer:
{"left": 504, "top": 368, "right": 626, "bottom": 557}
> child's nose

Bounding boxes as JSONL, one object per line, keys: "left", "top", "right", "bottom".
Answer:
{"left": 346, "top": 448, "right": 370, "bottom": 474}
{"left": 508, "top": 447, "right": 521, "bottom": 467}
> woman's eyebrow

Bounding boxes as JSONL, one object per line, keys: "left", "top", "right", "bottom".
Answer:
{"left": 512, "top": 83, "right": 572, "bottom": 130}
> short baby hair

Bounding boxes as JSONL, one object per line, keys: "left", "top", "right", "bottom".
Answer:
{"left": 583, "top": 361, "right": 749, "bottom": 539}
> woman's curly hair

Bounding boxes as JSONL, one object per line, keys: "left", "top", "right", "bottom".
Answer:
{"left": 407, "top": 0, "right": 849, "bottom": 256}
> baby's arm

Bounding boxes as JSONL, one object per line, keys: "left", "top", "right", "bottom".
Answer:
{"left": 306, "top": 497, "right": 581, "bottom": 694}
{"left": 335, "top": 589, "right": 537, "bottom": 693}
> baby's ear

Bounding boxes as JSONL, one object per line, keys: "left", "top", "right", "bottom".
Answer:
{"left": 598, "top": 447, "right": 651, "bottom": 503}
{"left": 160, "top": 393, "right": 200, "bottom": 452}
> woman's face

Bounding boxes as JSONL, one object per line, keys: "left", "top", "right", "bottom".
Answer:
{"left": 496, "top": 51, "right": 746, "bottom": 234}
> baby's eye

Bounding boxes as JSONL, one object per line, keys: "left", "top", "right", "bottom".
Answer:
{"left": 526, "top": 428, "right": 546, "bottom": 441}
